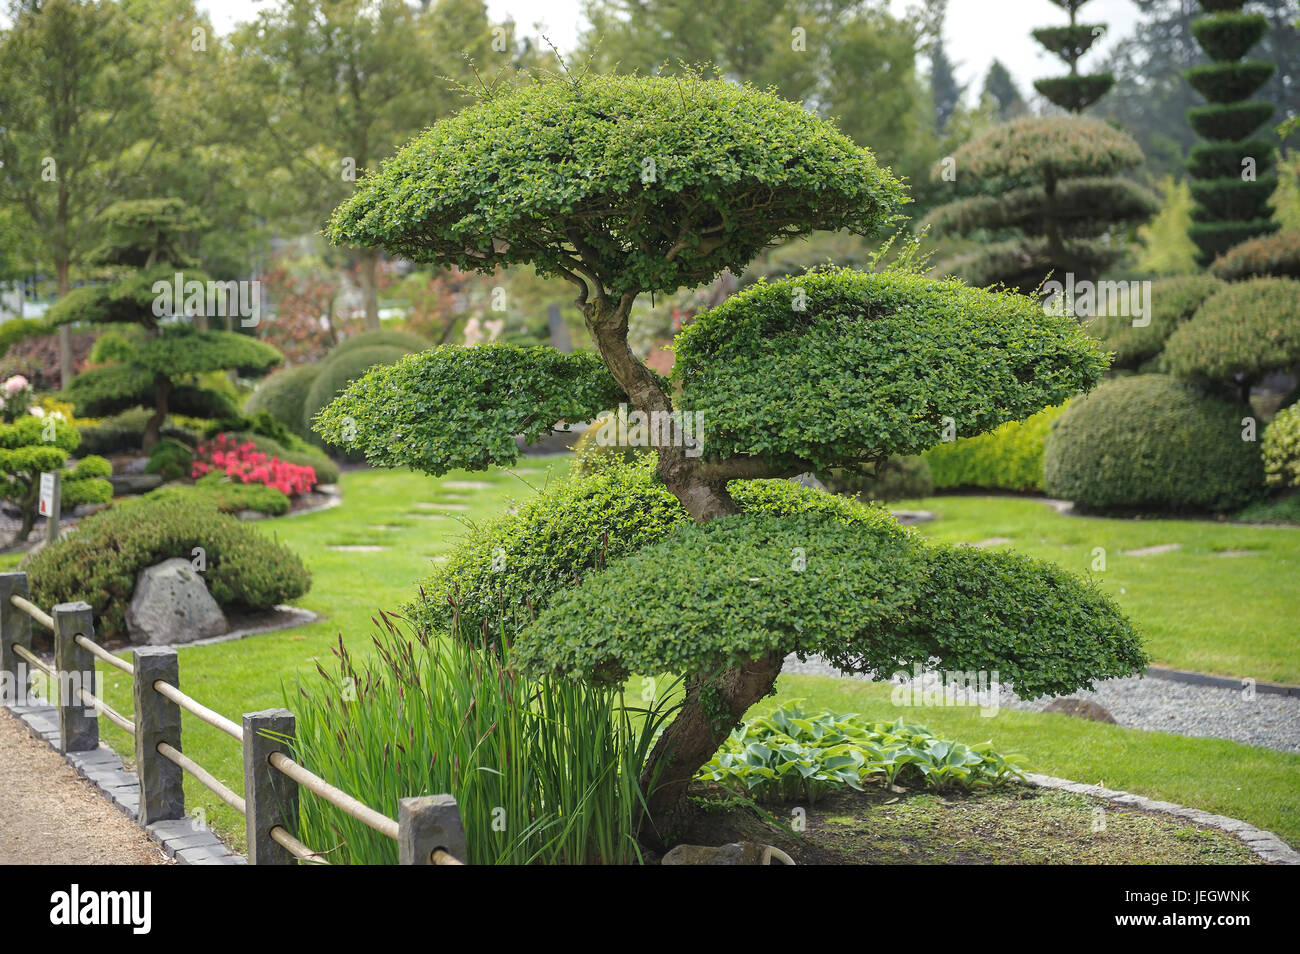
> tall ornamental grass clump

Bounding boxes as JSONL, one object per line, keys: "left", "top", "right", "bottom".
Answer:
{"left": 290, "top": 612, "right": 678, "bottom": 865}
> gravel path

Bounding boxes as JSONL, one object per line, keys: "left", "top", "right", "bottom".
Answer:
{"left": 782, "top": 654, "right": 1300, "bottom": 754}
{"left": 0, "top": 708, "right": 170, "bottom": 865}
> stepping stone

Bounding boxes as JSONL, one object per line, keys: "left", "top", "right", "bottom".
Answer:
{"left": 366, "top": 525, "right": 404, "bottom": 531}
{"left": 326, "top": 545, "right": 389, "bottom": 553}
{"left": 964, "top": 537, "right": 1013, "bottom": 548}
{"left": 1216, "top": 549, "right": 1257, "bottom": 557}
{"left": 1122, "top": 543, "right": 1181, "bottom": 557}
{"left": 441, "top": 481, "right": 493, "bottom": 490}
{"left": 415, "top": 502, "right": 470, "bottom": 511}
{"left": 406, "top": 513, "right": 446, "bottom": 520}
{"left": 427, "top": 555, "right": 449, "bottom": 563}
{"left": 890, "top": 509, "right": 935, "bottom": 525}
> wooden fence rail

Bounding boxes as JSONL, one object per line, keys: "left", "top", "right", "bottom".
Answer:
{"left": 0, "top": 570, "right": 467, "bottom": 866}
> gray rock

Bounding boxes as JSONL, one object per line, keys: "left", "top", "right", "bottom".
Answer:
{"left": 109, "top": 473, "right": 163, "bottom": 494}
{"left": 790, "top": 472, "right": 826, "bottom": 491}
{"left": 662, "top": 842, "right": 784, "bottom": 865}
{"left": 126, "top": 558, "right": 227, "bottom": 645}
{"left": 1043, "top": 697, "right": 1117, "bottom": 723}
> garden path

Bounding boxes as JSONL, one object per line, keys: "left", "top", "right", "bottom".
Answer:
{"left": 0, "top": 707, "right": 168, "bottom": 865}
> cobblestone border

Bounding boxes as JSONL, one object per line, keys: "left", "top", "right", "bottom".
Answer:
{"left": 4, "top": 700, "right": 245, "bottom": 865}
{"left": 1025, "top": 772, "right": 1299, "bottom": 865}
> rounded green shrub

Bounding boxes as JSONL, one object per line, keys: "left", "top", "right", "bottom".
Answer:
{"left": 244, "top": 364, "right": 321, "bottom": 437}
{"left": 673, "top": 267, "right": 1106, "bottom": 474}
{"left": 303, "top": 345, "right": 411, "bottom": 449}
{"left": 327, "top": 329, "right": 430, "bottom": 361}
{"left": 0, "top": 318, "right": 48, "bottom": 359}
{"left": 821, "top": 456, "right": 932, "bottom": 502}
{"left": 316, "top": 345, "right": 626, "bottom": 474}
{"left": 145, "top": 473, "right": 290, "bottom": 516}
{"left": 1211, "top": 230, "right": 1300, "bottom": 281}
{"left": 26, "top": 496, "right": 311, "bottom": 639}
{"left": 924, "top": 404, "right": 1066, "bottom": 493}
{"left": 403, "top": 458, "right": 908, "bottom": 642}
{"left": 1162, "top": 278, "right": 1300, "bottom": 391}
{"left": 1085, "top": 274, "right": 1223, "bottom": 370}
{"left": 517, "top": 512, "right": 1144, "bottom": 698}
{"left": 1044, "top": 374, "right": 1262, "bottom": 512}
{"left": 1262, "top": 404, "right": 1300, "bottom": 489}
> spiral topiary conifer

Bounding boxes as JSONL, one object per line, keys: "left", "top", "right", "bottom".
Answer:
{"left": 1184, "top": 0, "right": 1278, "bottom": 265}
{"left": 320, "top": 71, "right": 1144, "bottom": 840}
{"left": 46, "top": 199, "right": 282, "bottom": 450}
{"left": 1031, "top": 0, "right": 1114, "bottom": 112}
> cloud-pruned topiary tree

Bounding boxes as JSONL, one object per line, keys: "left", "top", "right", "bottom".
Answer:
{"left": 46, "top": 199, "right": 282, "bottom": 450}
{"left": 924, "top": 116, "right": 1157, "bottom": 292}
{"left": 1032, "top": 0, "right": 1114, "bottom": 112}
{"left": 321, "top": 71, "right": 1143, "bottom": 838}
{"left": 0, "top": 415, "right": 112, "bottom": 543}
{"left": 1185, "top": 0, "right": 1279, "bottom": 265}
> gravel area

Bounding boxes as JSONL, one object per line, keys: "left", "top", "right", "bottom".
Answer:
{"left": 782, "top": 654, "right": 1300, "bottom": 754}
{"left": 0, "top": 708, "right": 170, "bottom": 865}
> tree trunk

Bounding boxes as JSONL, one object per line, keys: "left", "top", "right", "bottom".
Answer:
{"left": 56, "top": 261, "right": 74, "bottom": 388}
{"left": 583, "top": 294, "right": 783, "bottom": 845}
{"left": 357, "top": 249, "right": 380, "bottom": 331}
{"left": 142, "top": 374, "right": 171, "bottom": 452}
{"left": 14, "top": 486, "right": 39, "bottom": 544}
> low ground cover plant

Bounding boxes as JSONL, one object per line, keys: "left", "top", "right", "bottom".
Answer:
{"left": 698, "top": 702, "right": 1026, "bottom": 804}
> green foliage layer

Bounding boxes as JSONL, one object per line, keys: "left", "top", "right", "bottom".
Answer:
{"left": 923, "top": 405, "right": 1067, "bottom": 493}
{"left": 1210, "top": 230, "right": 1300, "bottom": 281}
{"left": 1162, "top": 278, "right": 1300, "bottom": 390}
{"left": 1084, "top": 274, "right": 1223, "bottom": 370}
{"left": 1262, "top": 404, "right": 1300, "bottom": 489}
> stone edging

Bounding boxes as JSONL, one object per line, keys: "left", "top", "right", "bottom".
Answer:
{"left": 1025, "top": 772, "right": 1299, "bottom": 865}
{"left": 4, "top": 700, "right": 245, "bottom": 865}
{"left": 1143, "top": 665, "right": 1300, "bottom": 697}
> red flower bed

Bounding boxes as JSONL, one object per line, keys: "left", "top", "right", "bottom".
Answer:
{"left": 192, "top": 433, "right": 316, "bottom": 496}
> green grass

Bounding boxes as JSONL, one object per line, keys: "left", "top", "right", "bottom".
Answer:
{"left": 7, "top": 471, "right": 1298, "bottom": 857}
{"left": 890, "top": 494, "right": 1300, "bottom": 684}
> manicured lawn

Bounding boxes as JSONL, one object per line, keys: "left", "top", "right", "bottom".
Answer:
{"left": 891, "top": 494, "right": 1300, "bottom": 685}
{"left": 7, "top": 468, "right": 1298, "bottom": 855}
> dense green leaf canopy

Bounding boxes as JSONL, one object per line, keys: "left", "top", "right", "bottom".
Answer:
{"left": 671, "top": 268, "right": 1107, "bottom": 472}
{"left": 517, "top": 509, "right": 1144, "bottom": 697}
{"left": 44, "top": 267, "right": 213, "bottom": 329}
{"left": 314, "top": 344, "right": 626, "bottom": 474}
{"left": 65, "top": 365, "right": 240, "bottom": 420}
{"left": 922, "top": 178, "right": 1157, "bottom": 239}
{"left": 327, "top": 72, "right": 907, "bottom": 297}
{"left": 1163, "top": 278, "right": 1300, "bottom": 388}
{"left": 1084, "top": 274, "right": 1223, "bottom": 370}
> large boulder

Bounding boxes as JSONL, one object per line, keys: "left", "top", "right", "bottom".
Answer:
{"left": 125, "top": 558, "right": 228, "bottom": 645}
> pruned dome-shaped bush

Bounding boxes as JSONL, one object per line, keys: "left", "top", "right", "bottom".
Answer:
{"left": 1210, "top": 230, "right": 1300, "bottom": 281}
{"left": 1084, "top": 274, "right": 1224, "bottom": 371}
{"left": 304, "top": 345, "right": 413, "bottom": 453}
{"left": 327, "top": 71, "right": 907, "bottom": 298}
{"left": 327, "top": 328, "right": 431, "bottom": 361}
{"left": 1162, "top": 278, "right": 1300, "bottom": 398}
{"left": 924, "top": 116, "right": 1155, "bottom": 292}
{"left": 1262, "top": 403, "right": 1300, "bottom": 489}
{"left": 671, "top": 267, "right": 1107, "bottom": 473}
{"left": 1044, "top": 374, "right": 1262, "bottom": 512}
{"left": 245, "top": 364, "right": 322, "bottom": 439}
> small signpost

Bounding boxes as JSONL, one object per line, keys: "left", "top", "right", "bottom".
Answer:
{"left": 38, "top": 471, "right": 60, "bottom": 542}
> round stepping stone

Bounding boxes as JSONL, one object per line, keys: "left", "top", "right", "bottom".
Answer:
{"left": 1122, "top": 543, "right": 1181, "bottom": 557}
{"left": 964, "top": 537, "right": 1014, "bottom": 548}
{"left": 407, "top": 513, "right": 446, "bottom": 519}
{"left": 1216, "top": 549, "right": 1257, "bottom": 557}
{"left": 366, "top": 525, "right": 403, "bottom": 531}
{"left": 415, "top": 502, "right": 470, "bottom": 511}
{"left": 890, "top": 509, "right": 935, "bottom": 525}
{"left": 441, "top": 481, "right": 493, "bottom": 490}
{"left": 327, "top": 545, "right": 389, "bottom": 552}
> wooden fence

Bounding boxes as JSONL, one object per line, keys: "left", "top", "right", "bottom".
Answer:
{"left": 0, "top": 571, "right": 466, "bottom": 865}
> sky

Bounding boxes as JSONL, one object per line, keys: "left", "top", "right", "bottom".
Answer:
{"left": 198, "top": 0, "right": 1145, "bottom": 105}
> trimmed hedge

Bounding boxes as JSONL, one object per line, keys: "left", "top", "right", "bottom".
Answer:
{"left": 1262, "top": 404, "right": 1300, "bottom": 490}
{"left": 144, "top": 472, "right": 290, "bottom": 516}
{"left": 1085, "top": 274, "right": 1223, "bottom": 370}
{"left": 821, "top": 456, "right": 932, "bottom": 502}
{"left": 1211, "top": 230, "right": 1300, "bottom": 281}
{"left": 1044, "top": 374, "right": 1262, "bottom": 512}
{"left": 327, "top": 329, "right": 430, "bottom": 361}
{"left": 244, "top": 364, "right": 321, "bottom": 438}
{"left": 26, "top": 496, "right": 311, "bottom": 640}
{"left": 924, "top": 404, "right": 1067, "bottom": 493}
{"left": 1163, "top": 278, "right": 1300, "bottom": 391}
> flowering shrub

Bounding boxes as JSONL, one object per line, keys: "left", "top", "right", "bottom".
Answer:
{"left": 0, "top": 374, "right": 33, "bottom": 422}
{"left": 192, "top": 432, "right": 316, "bottom": 496}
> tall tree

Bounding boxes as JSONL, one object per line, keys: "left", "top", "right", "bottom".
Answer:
{"left": 923, "top": 0, "right": 964, "bottom": 134}
{"left": 1184, "top": 0, "right": 1279, "bottom": 265}
{"left": 1032, "top": 0, "right": 1115, "bottom": 112}
{"left": 225, "top": 0, "right": 528, "bottom": 331}
{"left": 0, "top": 0, "right": 162, "bottom": 386}
{"left": 983, "top": 59, "right": 1027, "bottom": 120}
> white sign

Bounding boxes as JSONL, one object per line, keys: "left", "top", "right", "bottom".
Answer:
{"left": 38, "top": 472, "right": 55, "bottom": 517}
